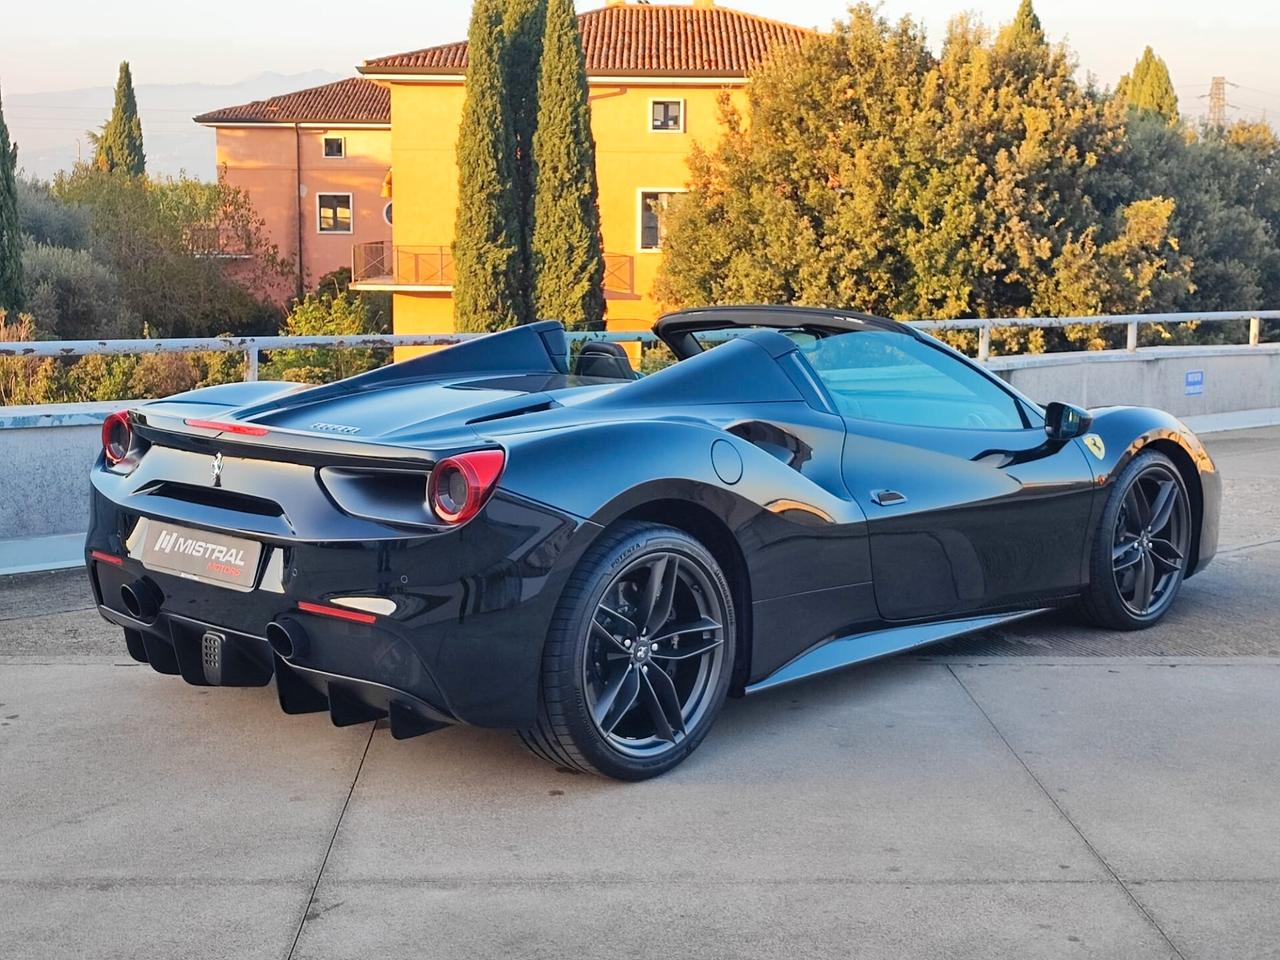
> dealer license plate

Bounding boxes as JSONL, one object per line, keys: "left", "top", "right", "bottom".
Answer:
{"left": 135, "top": 520, "right": 262, "bottom": 592}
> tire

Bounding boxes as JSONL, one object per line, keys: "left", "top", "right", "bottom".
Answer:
{"left": 1080, "top": 450, "right": 1193, "bottom": 630}
{"left": 519, "top": 521, "right": 736, "bottom": 780}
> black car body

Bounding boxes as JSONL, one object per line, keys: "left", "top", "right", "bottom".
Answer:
{"left": 86, "top": 307, "right": 1220, "bottom": 778}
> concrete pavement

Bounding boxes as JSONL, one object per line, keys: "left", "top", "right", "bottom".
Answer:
{"left": 2, "top": 428, "right": 1278, "bottom": 959}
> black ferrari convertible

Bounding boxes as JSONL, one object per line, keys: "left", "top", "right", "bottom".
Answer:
{"left": 86, "top": 306, "right": 1220, "bottom": 779}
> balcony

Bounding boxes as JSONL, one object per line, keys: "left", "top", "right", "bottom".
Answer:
{"left": 185, "top": 225, "right": 252, "bottom": 259}
{"left": 352, "top": 241, "right": 635, "bottom": 295}
{"left": 352, "top": 243, "right": 454, "bottom": 289}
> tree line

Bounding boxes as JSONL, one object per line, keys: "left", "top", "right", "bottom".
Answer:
{"left": 453, "top": 0, "right": 606, "bottom": 332}
{"left": 655, "top": 1, "right": 1279, "bottom": 354}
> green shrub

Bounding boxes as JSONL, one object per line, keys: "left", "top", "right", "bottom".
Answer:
{"left": 22, "top": 242, "right": 136, "bottom": 340}
{"left": 261, "top": 292, "right": 387, "bottom": 384}
{"left": 16, "top": 179, "right": 91, "bottom": 249}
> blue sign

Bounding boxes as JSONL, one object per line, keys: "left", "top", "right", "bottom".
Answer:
{"left": 1185, "top": 369, "right": 1204, "bottom": 397}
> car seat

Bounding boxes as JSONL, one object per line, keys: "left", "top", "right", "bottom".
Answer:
{"left": 574, "top": 341, "right": 637, "bottom": 380}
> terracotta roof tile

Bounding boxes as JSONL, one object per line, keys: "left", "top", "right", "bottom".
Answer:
{"left": 361, "top": 3, "right": 811, "bottom": 77}
{"left": 195, "top": 78, "right": 390, "bottom": 125}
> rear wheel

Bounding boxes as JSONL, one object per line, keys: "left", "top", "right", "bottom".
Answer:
{"left": 1081, "top": 451, "right": 1192, "bottom": 630}
{"left": 519, "top": 522, "right": 735, "bottom": 780}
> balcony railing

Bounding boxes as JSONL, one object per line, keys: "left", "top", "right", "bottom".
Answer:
{"left": 353, "top": 241, "right": 636, "bottom": 295}
{"left": 185, "top": 225, "right": 251, "bottom": 259}
{"left": 351, "top": 243, "right": 455, "bottom": 287}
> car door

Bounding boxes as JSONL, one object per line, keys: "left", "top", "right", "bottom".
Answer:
{"left": 795, "top": 328, "right": 1098, "bottom": 622}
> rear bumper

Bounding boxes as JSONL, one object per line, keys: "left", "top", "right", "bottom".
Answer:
{"left": 87, "top": 483, "right": 597, "bottom": 730}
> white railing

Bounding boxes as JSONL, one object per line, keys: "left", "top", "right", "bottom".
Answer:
{"left": 0, "top": 331, "right": 652, "bottom": 382}
{"left": 910, "top": 311, "right": 1277, "bottom": 361}
{"left": 1, "top": 310, "right": 1275, "bottom": 381}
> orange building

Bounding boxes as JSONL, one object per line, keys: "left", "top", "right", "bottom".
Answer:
{"left": 353, "top": 0, "right": 809, "bottom": 341}
{"left": 196, "top": 78, "right": 392, "bottom": 304}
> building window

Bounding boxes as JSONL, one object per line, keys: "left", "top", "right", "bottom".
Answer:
{"left": 650, "top": 100, "right": 684, "bottom": 132}
{"left": 322, "top": 136, "right": 346, "bottom": 159}
{"left": 317, "top": 193, "right": 353, "bottom": 233}
{"left": 383, "top": 202, "right": 393, "bottom": 225}
{"left": 639, "top": 191, "right": 679, "bottom": 251}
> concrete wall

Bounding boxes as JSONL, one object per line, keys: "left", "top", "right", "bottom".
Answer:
{"left": 2, "top": 346, "right": 1277, "bottom": 574}
{"left": 988, "top": 344, "right": 1280, "bottom": 417}
{"left": 0, "top": 403, "right": 116, "bottom": 574}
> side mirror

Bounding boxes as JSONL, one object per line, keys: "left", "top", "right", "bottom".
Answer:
{"left": 1044, "top": 401, "right": 1093, "bottom": 440}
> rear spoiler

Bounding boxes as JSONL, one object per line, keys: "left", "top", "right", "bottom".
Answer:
{"left": 129, "top": 411, "right": 455, "bottom": 469}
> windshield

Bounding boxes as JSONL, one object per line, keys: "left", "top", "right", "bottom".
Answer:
{"left": 689, "top": 327, "right": 820, "bottom": 352}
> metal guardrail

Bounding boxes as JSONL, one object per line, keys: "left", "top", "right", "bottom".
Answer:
{"left": 1, "top": 311, "right": 1275, "bottom": 381}
{"left": 0, "top": 331, "right": 652, "bottom": 382}
{"left": 911, "top": 311, "right": 1278, "bottom": 361}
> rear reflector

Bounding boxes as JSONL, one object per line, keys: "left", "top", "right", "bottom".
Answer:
{"left": 297, "top": 600, "right": 377, "bottom": 625}
{"left": 90, "top": 550, "right": 124, "bottom": 566}
{"left": 184, "top": 418, "right": 270, "bottom": 436}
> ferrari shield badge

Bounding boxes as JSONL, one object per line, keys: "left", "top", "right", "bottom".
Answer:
{"left": 1083, "top": 434, "right": 1106, "bottom": 460}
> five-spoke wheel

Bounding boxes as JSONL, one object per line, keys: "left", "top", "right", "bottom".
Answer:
{"left": 1083, "top": 451, "right": 1192, "bottom": 629}
{"left": 585, "top": 552, "right": 727, "bottom": 757}
{"left": 520, "top": 522, "right": 735, "bottom": 780}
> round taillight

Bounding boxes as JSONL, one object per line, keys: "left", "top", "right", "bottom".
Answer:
{"left": 102, "top": 411, "right": 132, "bottom": 466}
{"left": 428, "top": 450, "right": 506, "bottom": 525}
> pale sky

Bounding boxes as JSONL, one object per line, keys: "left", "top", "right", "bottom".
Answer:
{"left": 3, "top": 0, "right": 1278, "bottom": 122}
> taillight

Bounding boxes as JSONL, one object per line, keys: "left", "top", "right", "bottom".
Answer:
{"left": 428, "top": 450, "right": 506, "bottom": 525}
{"left": 102, "top": 411, "right": 133, "bottom": 465}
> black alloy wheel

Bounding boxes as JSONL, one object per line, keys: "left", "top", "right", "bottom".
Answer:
{"left": 1082, "top": 451, "right": 1192, "bottom": 629}
{"left": 585, "top": 551, "right": 727, "bottom": 757}
{"left": 520, "top": 522, "right": 736, "bottom": 780}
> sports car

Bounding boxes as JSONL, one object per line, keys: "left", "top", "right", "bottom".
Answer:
{"left": 86, "top": 306, "right": 1221, "bottom": 780}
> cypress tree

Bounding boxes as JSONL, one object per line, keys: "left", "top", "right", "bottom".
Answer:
{"left": 530, "top": 0, "right": 605, "bottom": 329}
{"left": 92, "top": 62, "right": 146, "bottom": 176}
{"left": 505, "top": 0, "right": 547, "bottom": 315}
{"left": 1009, "top": 0, "right": 1045, "bottom": 46}
{"left": 453, "top": 0, "right": 528, "bottom": 332}
{"left": 1120, "top": 47, "right": 1179, "bottom": 121}
{"left": 0, "top": 85, "right": 23, "bottom": 312}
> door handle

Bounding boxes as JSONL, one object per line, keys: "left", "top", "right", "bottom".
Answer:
{"left": 870, "top": 489, "right": 908, "bottom": 506}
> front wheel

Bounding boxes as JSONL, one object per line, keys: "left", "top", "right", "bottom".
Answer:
{"left": 1081, "top": 450, "right": 1192, "bottom": 630}
{"left": 519, "top": 522, "right": 736, "bottom": 780}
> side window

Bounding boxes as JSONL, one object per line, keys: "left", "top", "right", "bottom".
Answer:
{"left": 801, "top": 331, "right": 1026, "bottom": 430}
{"left": 317, "top": 194, "right": 353, "bottom": 233}
{"left": 322, "top": 136, "right": 346, "bottom": 159}
{"left": 639, "top": 191, "right": 679, "bottom": 250}
{"left": 650, "top": 100, "right": 684, "bottom": 132}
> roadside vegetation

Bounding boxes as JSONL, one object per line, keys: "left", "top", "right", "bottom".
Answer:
{"left": 655, "top": 2, "right": 1280, "bottom": 356}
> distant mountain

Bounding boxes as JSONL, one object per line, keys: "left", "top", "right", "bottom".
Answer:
{"left": 7, "top": 70, "right": 346, "bottom": 181}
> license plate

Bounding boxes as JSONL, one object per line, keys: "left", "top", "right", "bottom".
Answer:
{"left": 134, "top": 520, "right": 262, "bottom": 592}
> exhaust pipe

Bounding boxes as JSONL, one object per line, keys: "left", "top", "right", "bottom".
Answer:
{"left": 266, "top": 618, "right": 308, "bottom": 661}
{"left": 120, "top": 579, "right": 163, "bottom": 623}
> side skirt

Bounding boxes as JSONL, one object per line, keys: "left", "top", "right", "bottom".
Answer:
{"left": 744, "top": 608, "right": 1050, "bottom": 695}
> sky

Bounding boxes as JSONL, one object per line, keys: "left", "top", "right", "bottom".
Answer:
{"left": 2, "top": 0, "right": 1278, "bottom": 123}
